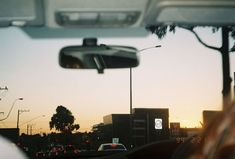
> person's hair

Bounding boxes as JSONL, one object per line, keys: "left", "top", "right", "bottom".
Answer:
{"left": 190, "top": 101, "right": 235, "bottom": 159}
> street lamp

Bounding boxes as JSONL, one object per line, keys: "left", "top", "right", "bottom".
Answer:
{"left": 0, "top": 98, "right": 23, "bottom": 121}
{"left": 129, "top": 45, "right": 161, "bottom": 148}
{"left": 16, "top": 109, "right": 30, "bottom": 128}
{"left": 129, "top": 45, "right": 161, "bottom": 114}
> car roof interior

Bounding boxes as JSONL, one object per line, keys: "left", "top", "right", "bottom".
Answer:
{"left": 1, "top": 0, "right": 235, "bottom": 32}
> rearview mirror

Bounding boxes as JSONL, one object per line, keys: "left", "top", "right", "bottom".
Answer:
{"left": 59, "top": 38, "right": 139, "bottom": 73}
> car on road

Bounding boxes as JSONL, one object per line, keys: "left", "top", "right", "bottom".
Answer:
{"left": 98, "top": 143, "right": 127, "bottom": 152}
{"left": 63, "top": 144, "right": 79, "bottom": 157}
{"left": 48, "top": 145, "right": 64, "bottom": 157}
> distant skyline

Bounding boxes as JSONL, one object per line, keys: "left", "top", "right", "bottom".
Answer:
{"left": 0, "top": 27, "right": 235, "bottom": 134}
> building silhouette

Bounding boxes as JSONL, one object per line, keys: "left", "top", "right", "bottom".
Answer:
{"left": 92, "top": 108, "right": 170, "bottom": 148}
{"left": 131, "top": 108, "right": 169, "bottom": 147}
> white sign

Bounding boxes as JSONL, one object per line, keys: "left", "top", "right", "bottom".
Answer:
{"left": 155, "top": 118, "right": 163, "bottom": 129}
{"left": 112, "top": 138, "right": 119, "bottom": 144}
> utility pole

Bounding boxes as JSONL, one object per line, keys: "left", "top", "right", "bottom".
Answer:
{"left": 17, "top": 109, "right": 30, "bottom": 128}
{"left": 17, "top": 110, "right": 20, "bottom": 128}
{"left": 27, "top": 124, "right": 29, "bottom": 135}
{"left": 30, "top": 125, "right": 33, "bottom": 135}
{"left": 26, "top": 124, "right": 33, "bottom": 135}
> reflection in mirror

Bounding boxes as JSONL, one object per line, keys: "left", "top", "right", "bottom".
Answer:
{"left": 59, "top": 39, "right": 139, "bottom": 73}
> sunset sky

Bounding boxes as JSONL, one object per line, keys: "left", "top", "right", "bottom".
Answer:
{"left": 0, "top": 27, "right": 235, "bottom": 134}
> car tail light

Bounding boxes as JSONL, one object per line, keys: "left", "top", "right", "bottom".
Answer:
{"left": 111, "top": 144, "right": 118, "bottom": 148}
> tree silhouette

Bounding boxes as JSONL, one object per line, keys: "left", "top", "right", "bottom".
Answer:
{"left": 147, "top": 25, "right": 235, "bottom": 109}
{"left": 49, "top": 105, "right": 80, "bottom": 133}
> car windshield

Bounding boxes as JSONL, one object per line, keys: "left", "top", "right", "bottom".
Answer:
{"left": 1, "top": 1, "right": 235, "bottom": 159}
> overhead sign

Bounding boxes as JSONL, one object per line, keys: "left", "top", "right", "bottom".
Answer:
{"left": 112, "top": 138, "right": 119, "bottom": 144}
{"left": 155, "top": 118, "right": 163, "bottom": 129}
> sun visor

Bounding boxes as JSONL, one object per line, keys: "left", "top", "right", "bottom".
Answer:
{"left": 0, "top": 0, "right": 44, "bottom": 27}
{"left": 144, "top": 0, "right": 235, "bottom": 26}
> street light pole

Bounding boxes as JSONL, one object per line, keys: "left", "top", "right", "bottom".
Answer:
{"left": 129, "top": 45, "right": 161, "bottom": 148}
{"left": 27, "top": 124, "right": 29, "bottom": 135}
{"left": 16, "top": 109, "right": 30, "bottom": 128}
{"left": 27, "top": 124, "right": 33, "bottom": 135}
{"left": 130, "top": 67, "right": 133, "bottom": 115}
{"left": 17, "top": 110, "right": 20, "bottom": 129}
{"left": 0, "top": 98, "right": 23, "bottom": 121}
{"left": 129, "top": 45, "right": 161, "bottom": 114}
